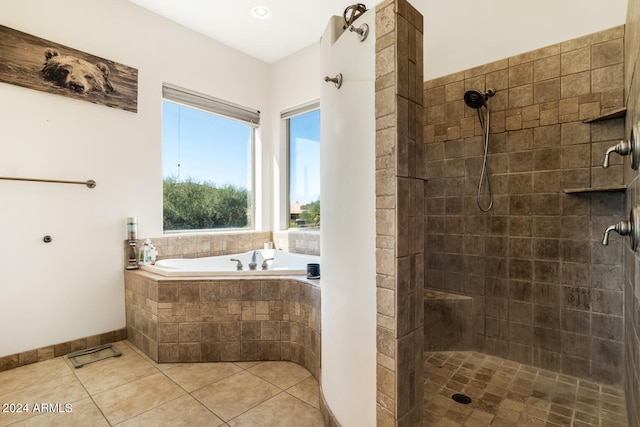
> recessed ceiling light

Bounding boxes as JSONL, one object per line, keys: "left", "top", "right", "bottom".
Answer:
{"left": 251, "top": 6, "right": 270, "bottom": 19}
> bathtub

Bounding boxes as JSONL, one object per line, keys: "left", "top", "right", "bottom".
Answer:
{"left": 140, "top": 249, "right": 320, "bottom": 277}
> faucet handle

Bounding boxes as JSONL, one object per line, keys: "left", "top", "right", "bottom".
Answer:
{"left": 603, "top": 140, "right": 631, "bottom": 168}
{"left": 602, "top": 121, "right": 640, "bottom": 170}
{"left": 261, "top": 258, "right": 274, "bottom": 270}
{"left": 601, "top": 220, "right": 631, "bottom": 245}
{"left": 602, "top": 206, "right": 640, "bottom": 251}
{"left": 230, "top": 258, "right": 243, "bottom": 271}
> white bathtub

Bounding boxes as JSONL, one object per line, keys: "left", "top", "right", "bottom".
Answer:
{"left": 140, "top": 249, "right": 320, "bottom": 277}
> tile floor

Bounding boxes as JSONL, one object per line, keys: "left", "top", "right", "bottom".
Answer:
{"left": 0, "top": 340, "right": 323, "bottom": 426}
{"left": 424, "top": 351, "right": 629, "bottom": 427}
{"left": 1, "top": 343, "right": 632, "bottom": 426}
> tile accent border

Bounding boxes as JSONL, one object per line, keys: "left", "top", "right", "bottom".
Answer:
{"left": 0, "top": 328, "right": 127, "bottom": 373}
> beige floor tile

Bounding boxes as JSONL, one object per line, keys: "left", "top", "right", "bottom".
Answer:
{"left": 122, "top": 340, "right": 141, "bottom": 354}
{"left": 0, "top": 358, "right": 73, "bottom": 396}
{"left": 192, "top": 371, "right": 280, "bottom": 421}
{"left": 0, "top": 374, "right": 88, "bottom": 427}
{"left": 0, "top": 344, "right": 324, "bottom": 427}
{"left": 286, "top": 376, "right": 320, "bottom": 409}
{"left": 247, "top": 361, "right": 311, "bottom": 389}
{"left": 233, "top": 361, "right": 261, "bottom": 369}
{"left": 162, "top": 362, "right": 243, "bottom": 393}
{"left": 92, "top": 372, "right": 185, "bottom": 425}
{"left": 72, "top": 350, "right": 159, "bottom": 395}
{"left": 117, "top": 395, "right": 225, "bottom": 427}
{"left": 10, "top": 397, "right": 109, "bottom": 427}
{"left": 228, "top": 392, "right": 324, "bottom": 427}
{"left": 121, "top": 341, "right": 172, "bottom": 372}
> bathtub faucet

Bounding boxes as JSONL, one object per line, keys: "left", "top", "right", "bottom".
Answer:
{"left": 248, "top": 250, "right": 258, "bottom": 271}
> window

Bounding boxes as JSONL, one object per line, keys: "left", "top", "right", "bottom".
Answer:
{"left": 162, "top": 83, "right": 259, "bottom": 232}
{"left": 282, "top": 102, "right": 320, "bottom": 229}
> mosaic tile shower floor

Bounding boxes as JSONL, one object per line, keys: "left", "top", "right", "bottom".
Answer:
{"left": 424, "top": 351, "right": 628, "bottom": 427}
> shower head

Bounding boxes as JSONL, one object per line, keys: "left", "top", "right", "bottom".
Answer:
{"left": 464, "top": 89, "right": 495, "bottom": 109}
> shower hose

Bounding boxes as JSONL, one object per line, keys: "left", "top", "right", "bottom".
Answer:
{"left": 476, "top": 106, "right": 492, "bottom": 212}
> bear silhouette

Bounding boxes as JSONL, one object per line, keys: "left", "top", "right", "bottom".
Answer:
{"left": 41, "top": 48, "right": 113, "bottom": 94}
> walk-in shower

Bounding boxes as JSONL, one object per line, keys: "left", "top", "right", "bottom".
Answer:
{"left": 464, "top": 88, "right": 495, "bottom": 212}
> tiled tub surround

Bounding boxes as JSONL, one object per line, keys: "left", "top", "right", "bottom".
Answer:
{"left": 127, "top": 231, "right": 273, "bottom": 261}
{"left": 124, "top": 271, "right": 321, "bottom": 381}
{"left": 424, "top": 26, "right": 626, "bottom": 385}
{"left": 273, "top": 230, "right": 320, "bottom": 256}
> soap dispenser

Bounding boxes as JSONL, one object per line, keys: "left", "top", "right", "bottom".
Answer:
{"left": 138, "top": 239, "right": 157, "bottom": 265}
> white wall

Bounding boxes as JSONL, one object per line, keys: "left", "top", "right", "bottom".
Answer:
{"left": 320, "top": 12, "right": 377, "bottom": 426}
{"left": 415, "top": 0, "right": 628, "bottom": 80}
{"left": 0, "top": 0, "right": 270, "bottom": 357}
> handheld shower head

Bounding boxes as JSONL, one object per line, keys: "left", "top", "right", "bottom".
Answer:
{"left": 464, "top": 88, "right": 496, "bottom": 212}
{"left": 464, "top": 89, "right": 495, "bottom": 109}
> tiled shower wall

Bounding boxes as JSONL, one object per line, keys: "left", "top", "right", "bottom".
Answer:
{"left": 424, "top": 26, "right": 626, "bottom": 385}
{"left": 624, "top": 0, "right": 640, "bottom": 425}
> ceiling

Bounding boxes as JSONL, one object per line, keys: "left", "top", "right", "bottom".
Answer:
{"left": 128, "top": 0, "right": 383, "bottom": 64}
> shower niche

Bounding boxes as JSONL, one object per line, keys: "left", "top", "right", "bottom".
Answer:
{"left": 563, "top": 108, "right": 628, "bottom": 194}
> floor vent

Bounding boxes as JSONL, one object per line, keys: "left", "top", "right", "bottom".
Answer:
{"left": 67, "top": 344, "right": 122, "bottom": 368}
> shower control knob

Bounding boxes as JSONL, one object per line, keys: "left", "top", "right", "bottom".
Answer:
{"left": 603, "top": 121, "right": 640, "bottom": 170}
{"left": 601, "top": 220, "right": 631, "bottom": 245}
{"left": 602, "top": 206, "right": 640, "bottom": 251}
{"left": 603, "top": 140, "right": 632, "bottom": 168}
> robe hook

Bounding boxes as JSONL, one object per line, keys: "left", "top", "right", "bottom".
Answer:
{"left": 324, "top": 73, "right": 343, "bottom": 89}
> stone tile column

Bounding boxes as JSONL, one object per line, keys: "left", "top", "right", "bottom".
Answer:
{"left": 375, "top": 1, "right": 425, "bottom": 425}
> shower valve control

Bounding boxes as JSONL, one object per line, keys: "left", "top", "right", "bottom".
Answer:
{"left": 603, "top": 121, "right": 640, "bottom": 170}
{"left": 602, "top": 206, "right": 640, "bottom": 251}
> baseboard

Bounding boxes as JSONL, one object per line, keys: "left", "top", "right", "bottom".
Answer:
{"left": 0, "top": 328, "right": 127, "bottom": 373}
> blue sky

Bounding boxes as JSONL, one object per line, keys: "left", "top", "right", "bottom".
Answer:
{"left": 162, "top": 101, "right": 251, "bottom": 188}
{"left": 289, "top": 109, "right": 320, "bottom": 205}
{"left": 162, "top": 101, "right": 320, "bottom": 204}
